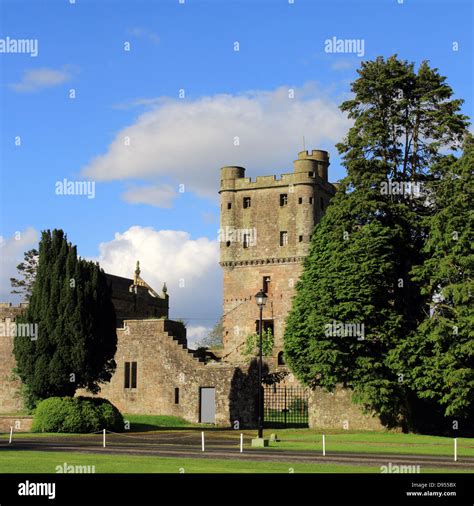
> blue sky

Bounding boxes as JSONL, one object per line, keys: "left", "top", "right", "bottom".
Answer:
{"left": 1, "top": 0, "right": 472, "bottom": 340}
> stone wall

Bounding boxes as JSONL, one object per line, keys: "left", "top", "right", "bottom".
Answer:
{"left": 78, "top": 318, "right": 259, "bottom": 427}
{"left": 219, "top": 149, "right": 336, "bottom": 363}
{"left": 0, "top": 304, "right": 28, "bottom": 414}
{"left": 0, "top": 416, "right": 33, "bottom": 433}
{"left": 222, "top": 262, "right": 303, "bottom": 362}
{"left": 309, "top": 386, "right": 385, "bottom": 431}
{"left": 106, "top": 274, "right": 169, "bottom": 327}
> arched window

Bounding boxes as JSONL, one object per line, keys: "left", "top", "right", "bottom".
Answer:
{"left": 277, "top": 351, "right": 285, "bottom": 366}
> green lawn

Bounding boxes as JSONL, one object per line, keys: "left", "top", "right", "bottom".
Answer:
{"left": 2, "top": 414, "right": 472, "bottom": 460}
{"left": 0, "top": 451, "right": 468, "bottom": 474}
{"left": 264, "top": 429, "right": 474, "bottom": 458}
{"left": 123, "top": 414, "right": 199, "bottom": 431}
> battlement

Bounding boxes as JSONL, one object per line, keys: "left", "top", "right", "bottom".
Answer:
{"left": 220, "top": 148, "right": 332, "bottom": 193}
{"left": 0, "top": 303, "right": 28, "bottom": 320}
{"left": 296, "top": 149, "right": 329, "bottom": 161}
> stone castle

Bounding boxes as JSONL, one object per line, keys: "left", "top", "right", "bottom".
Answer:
{"left": 0, "top": 149, "right": 383, "bottom": 430}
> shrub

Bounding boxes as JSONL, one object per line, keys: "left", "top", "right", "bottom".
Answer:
{"left": 32, "top": 397, "right": 124, "bottom": 433}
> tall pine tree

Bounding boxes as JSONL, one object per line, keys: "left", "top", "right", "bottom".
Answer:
{"left": 14, "top": 230, "right": 117, "bottom": 408}
{"left": 284, "top": 56, "right": 469, "bottom": 429}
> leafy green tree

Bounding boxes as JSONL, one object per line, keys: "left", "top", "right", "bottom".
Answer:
{"left": 13, "top": 230, "right": 117, "bottom": 408}
{"left": 389, "top": 135, "right": 474, "bottom": 422}
{"left": 196, "top": 319, "right": 223, "bottom": 349}
{"left": 243, "top": 328, "right": 274, "bottom": 357}
{"left": 10, "top": 248, "right": 38, "bottom": 301}
{"left": 284, "top": 56, "right": 469, "bottom": 429}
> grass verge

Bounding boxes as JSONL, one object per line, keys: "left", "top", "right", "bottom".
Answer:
{"left": 0, "top": 450, "right": 469, "bottom": 474}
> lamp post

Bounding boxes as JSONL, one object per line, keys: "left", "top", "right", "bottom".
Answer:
{"left": 255, "top": 289, "right": 268, "bottom": 439}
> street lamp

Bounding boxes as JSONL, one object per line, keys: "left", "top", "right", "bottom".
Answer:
{"left": 255, "top": 289, "right": 267, "bottom": 439}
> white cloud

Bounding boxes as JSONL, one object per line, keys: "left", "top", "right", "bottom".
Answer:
{"left": 9, "top": 66, "right": 75, "bottom": 93}
{"left": 82, "top": 83, "right": 351, "bottom": 199}
{"left": 95, "top": 226, "right": 222, "bottom": 335}
{"left": 0, "top": 227, "right": 39, "bottom": 301}
{"left": 121, "top": 184, "right": 177, "bottom": 208}
{"left": 186, "top": 325, "right": 211, "bottom": 348}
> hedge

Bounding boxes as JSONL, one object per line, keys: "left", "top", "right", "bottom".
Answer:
{"left": 32, "top": 396, "right": 124, "bottom": 433}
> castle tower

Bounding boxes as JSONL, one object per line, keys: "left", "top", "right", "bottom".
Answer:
{"left": 219, "top": 150, "right": 336, "bottom": 364}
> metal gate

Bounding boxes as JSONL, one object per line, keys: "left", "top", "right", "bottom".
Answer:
{"left": 263, "top": 386, "right": 309, "bottom": 428}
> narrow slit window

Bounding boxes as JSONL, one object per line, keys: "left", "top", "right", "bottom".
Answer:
{"left": 227, "top": 202, "right": 232, "bottom": 210}
{"left": 131, "top": 361, "right": 137, "bottom": 388}
{"left": 263, "top": 276, "right": 271, "bottom": 294}
{"left": 124, "top": 362, "right": 130, "bottom": 389}
{"left": 174, "top": 387, "right": 180, "bottom": 404}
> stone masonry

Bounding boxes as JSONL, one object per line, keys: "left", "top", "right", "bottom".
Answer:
{"left": 219, "top": 150, "right": 335, "bottom": 363}
{"left": 77, "top": 318, "right": 257, "bottom": 426}
{"left": 0, "top": 303, "right": 28, "bottom": 413}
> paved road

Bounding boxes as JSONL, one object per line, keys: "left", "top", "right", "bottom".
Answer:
{"left": 1, "top": 433, "right": 473, "bottom": 471}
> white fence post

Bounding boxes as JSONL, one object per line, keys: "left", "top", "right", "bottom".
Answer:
{"left": 454, "top": 438, "right": 457, "bottom": 462}
{"left": 201, "top": 431, "right": 205, "bottom": 452}
{"left": 240, "top": 433, "right": 243, "bottom": 453}
{"left": 322, "top": 434, "right": 326, "bottom": 456}
{"left": 9, "top": 426, "right": 13, "bottom": 444}
{"left": 103, "top": 429, "right": 106, "bottom": 448}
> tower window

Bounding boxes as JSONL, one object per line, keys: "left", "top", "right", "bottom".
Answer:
{"left": 174, "top": 387, "right": 180, "bottom": 404}
{"left": 256, "top": 319, "right": 274, "bottom": 334}
{"left": 124, "top": 361, "right": 137, "bottom": 389}
{"left": 263, "top": 276, "right": 271, "bottom": 294}
{"left": 243, "top": 234, "right": 250, "bottom": 248}
{"left": 243, "top": 197, "right": 251, "bottom": 208}
{"left": 309, "top": 197, "right": 313, "bottom": 204}
{"left": 299, "top": 235, "right": 303, "bottom": 243}
{"left": 226, "top": 241, "right": 231, "bottom": 247}
{"left": 320, "top": 197, "right": 324, "bottom": 210}
{"left": 298, "top": 197, "right": 303, "bottom": 204}
{"left": 278, "top": 351, "right": 286, "bottom": 366}
{"left": 308, "top": 172, "right": 315, "bottom": 177}
{"left": 227, "top": 202, "right": 232, "bottom": 210}
{"left": 280, "top": 231, "right": 288, "bottom": 246}
{"left": 280, "top": 194, "right": 288, "bottom": 206}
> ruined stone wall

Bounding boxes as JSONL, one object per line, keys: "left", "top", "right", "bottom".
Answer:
{"left": 78, "top": 319, "right": 258, "bottom": 427}
{"left": 0, "top": 304, "right": 28, "bottom": 414}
